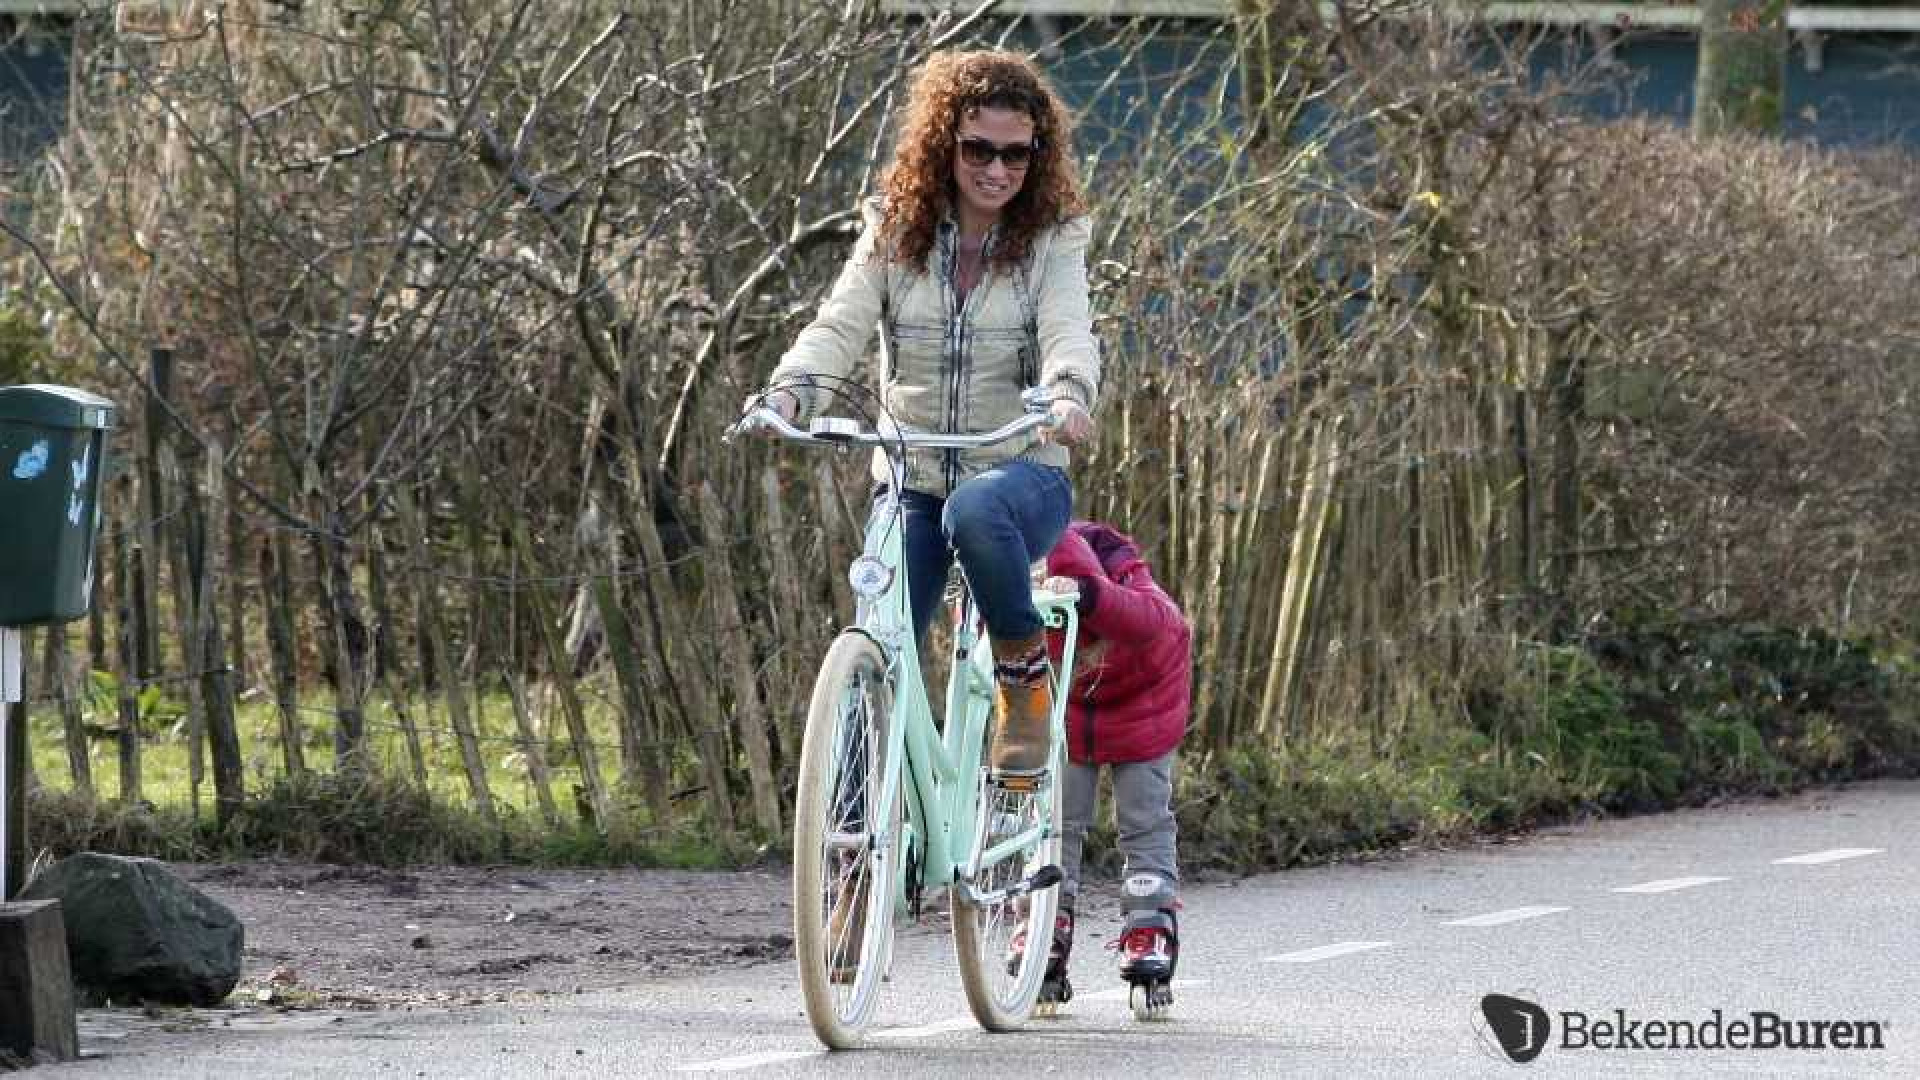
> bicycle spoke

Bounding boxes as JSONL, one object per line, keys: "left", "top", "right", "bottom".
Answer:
{"left": 954, "top": 776, "right": 1058, "bottom": 1026}
{"left": 823, "top": 667, "right": 883, "bottom": 1008}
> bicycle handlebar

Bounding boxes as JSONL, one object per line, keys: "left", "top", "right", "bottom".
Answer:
{"left": 724, "top": 392, "right": 1059, "bottom": 451}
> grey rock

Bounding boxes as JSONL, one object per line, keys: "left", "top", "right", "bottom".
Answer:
{"left": 20, "top": 853, "right": 243, "bottom": 1006}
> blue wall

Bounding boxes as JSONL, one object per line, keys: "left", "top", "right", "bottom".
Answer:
{"left": 1550, "top": 31, "right": 1920, "bottom": 147}
{"left": 0, "top": 28, "right": 69, "bottom": 162}
{"left": 1029, "top": 20, "right": 1920, "bottom": 154}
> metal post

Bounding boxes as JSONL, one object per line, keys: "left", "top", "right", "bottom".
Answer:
{"left": 1, "top": 626, "right": 23, "bottom": 900}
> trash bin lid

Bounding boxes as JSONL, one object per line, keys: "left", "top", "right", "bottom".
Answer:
{"left": 0, "top": 384, "right": 118, "bottom": 430}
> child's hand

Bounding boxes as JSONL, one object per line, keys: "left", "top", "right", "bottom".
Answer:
{"left": 1042, "top": 575, "right": 1080, "bottom": 595}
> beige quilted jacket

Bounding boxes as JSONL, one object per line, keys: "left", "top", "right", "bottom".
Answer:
{"left": 768, "top": 198, "right": 1101, "bottom": 497}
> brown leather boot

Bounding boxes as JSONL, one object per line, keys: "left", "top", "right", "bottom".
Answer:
{"left": 826, "top": 873, "right": 866, "bottom": 984}
{"left": 989, "top": 632, "right": 1053, "bottom": 777}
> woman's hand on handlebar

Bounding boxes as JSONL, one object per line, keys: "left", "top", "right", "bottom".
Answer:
{"left": 1045, "top": 399, "right": 1094, "bottom": 447}
{"left": 738, "top": 389, "right": 799, "bottom": 439}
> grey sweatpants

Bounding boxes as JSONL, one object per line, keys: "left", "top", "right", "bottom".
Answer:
{"left": 1059, "top": 750, "right": 1178, "bottom": 906}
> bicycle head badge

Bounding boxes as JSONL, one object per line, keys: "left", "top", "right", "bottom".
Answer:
{"left": 849, "top": 556, "right": 893, "bottom": 599}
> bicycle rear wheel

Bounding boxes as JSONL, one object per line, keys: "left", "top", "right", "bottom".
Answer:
{"left": 952, "top": 766, "right": 1064, "bottom": 1029}
{"left": 792, "top": 631, "right": 899, "bottom": 1049}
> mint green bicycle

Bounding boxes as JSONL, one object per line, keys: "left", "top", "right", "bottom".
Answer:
{"left": 727, "top": 387, "right": 1079, "bottom": 1049}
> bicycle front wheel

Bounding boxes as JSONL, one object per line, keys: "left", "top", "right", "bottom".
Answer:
{"left": 952, "top": 764, "right": 1064, "bottom": 1029}
{"left": 792, "top": 631, "right": 899, "bottom": 1049}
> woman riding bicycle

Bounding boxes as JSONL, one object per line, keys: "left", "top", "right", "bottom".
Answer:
{"left": 750, "top": 48, "right": 1100, "bottom": 779}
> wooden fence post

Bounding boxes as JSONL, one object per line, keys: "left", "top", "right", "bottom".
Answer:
{"left": 507, "top": 517, "right": 611, "bottom": 829}
{"left": 197, "top": 441, "right": 244, "bottom": 826}
{"left": 42, "top": 627, "right": 90, "bottom": 796}
{"left": 697, "top": 483, "right": 783, "bottom": 838}
{"left": 110, "top": 477, "right": 143, "bottom": 802}
{"left": 0, "top": 899, "right": 80, "bottom": 1063}
{"left": 394, "top": 488, "right": 496, "bottom": 827}
{"left": 260, "top": 533, "right": 307, "bottom": 779}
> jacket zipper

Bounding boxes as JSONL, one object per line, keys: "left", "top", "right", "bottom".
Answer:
{"left": 940, "top": 223, "right": 997, "bottom": 495}
{"left": 947, "top": 309, "right": 962, "bottom": 492}
{"left": 941, "top": 229, "right": 960, "bottom": 493}
{"left": 1081, "top": 698, "right": 1096, "bottom": 761}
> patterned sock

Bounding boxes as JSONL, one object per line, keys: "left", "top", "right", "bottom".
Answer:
{"left": 994, "top": 643, "right": 1049, "bottom": 687}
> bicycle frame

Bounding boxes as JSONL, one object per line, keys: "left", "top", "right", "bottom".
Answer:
{"left": 851, "top": 484, "right": 1080, "bottom": 915}
{"left": 725, "top": 392, "right": 1079, "bottom": 976}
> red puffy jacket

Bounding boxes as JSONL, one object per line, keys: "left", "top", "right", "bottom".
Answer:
{"left": 1045, "top": 522, "right": 1192, "bottom": 765}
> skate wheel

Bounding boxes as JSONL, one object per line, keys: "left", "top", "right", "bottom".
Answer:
{"left": 1033, "top": 976, "right": 1070, "bottom": 1019}
{"left": 1129, "top": 982, "right": 1174, "bottom": 1022}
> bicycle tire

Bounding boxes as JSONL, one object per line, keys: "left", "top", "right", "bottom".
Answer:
{"left": 951, "top": 709, "right": 1064, "bottom": 1030}
{"left": 792, "top": 631, "right": 899, "bottom": 1049}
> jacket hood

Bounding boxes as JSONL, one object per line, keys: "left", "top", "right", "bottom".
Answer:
{"left": 1079, "top": 521, "right": 1145, "bottom": 580}
{"left": 1046, "top": 527, "right": 1104, "bottom": 581}
{"left": 1049, "top": 520, "right": 1147, "bottom": 584}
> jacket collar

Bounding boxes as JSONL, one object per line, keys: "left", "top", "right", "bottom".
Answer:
{"left": 937, "top": 209, "right": 1001, "bottom": 257}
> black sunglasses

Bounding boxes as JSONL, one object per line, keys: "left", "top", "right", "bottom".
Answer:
{"left": 957, "top": 136, "right": 1036, "bottom": 169}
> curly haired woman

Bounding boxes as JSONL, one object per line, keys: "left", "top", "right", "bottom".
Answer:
{"left": 753, "top": 49, "right": 1100, "bottom": 778}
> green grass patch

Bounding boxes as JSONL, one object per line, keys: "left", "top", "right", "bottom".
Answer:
{"left": 24, "top": 683, "right": 621, "bottom": 821}
{"left": 19, "top": 617, "right": 1920, "bottom": 875}
{"left": 19, "top": 680, "right": 765, "bottom": 867}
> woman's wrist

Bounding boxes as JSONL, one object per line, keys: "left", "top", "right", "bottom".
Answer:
{"left": 1044, "top": 376, "right": 1093, "bottom": 411}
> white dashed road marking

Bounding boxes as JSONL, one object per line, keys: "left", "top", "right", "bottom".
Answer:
{"left": 1773, "top": 848, "right": 1884, "bottom": 865}
{"left": 873, "top": 1016, "right": 977, "bottom": 1039}
{"left": 1264, "top": 941, "right": 1395, "bottom": 963}
{"left": 1443, "top": 905, "right": 1569, "bottom": 927}
{"left": 674, "top": 1049, "right": 823, "bottom": 1072}
{"left": 1612, "top": 876, "right": 1729, "bottom": 894}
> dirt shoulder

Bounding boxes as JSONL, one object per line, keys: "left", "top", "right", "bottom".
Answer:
{"left": 171, "top": 860, "right": 795, "bottom": 1007}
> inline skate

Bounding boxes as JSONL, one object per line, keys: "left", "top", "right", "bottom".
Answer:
{"left": 1115, "top": 874, "right": 1178, "bottom": 1020}
{"left": 1008, "top": 905, "right": 1075, "bottom": 1017}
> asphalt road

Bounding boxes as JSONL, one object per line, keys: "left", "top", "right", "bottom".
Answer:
{"left": 58, "top": 779, "right": 1920, "bottom": 1078}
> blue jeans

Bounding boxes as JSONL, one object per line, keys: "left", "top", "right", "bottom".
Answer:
{"left": 872, "top": 461, "right": 1073, "bottom": 646}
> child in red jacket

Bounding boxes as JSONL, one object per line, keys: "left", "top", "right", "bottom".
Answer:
{"left": 1017, "top": 520, "right": 1191, "bottom": 1014}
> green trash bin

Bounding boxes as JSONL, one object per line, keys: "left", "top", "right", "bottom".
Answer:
{"left": 0, "top": 385, "right": 118, "bottom": 626}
